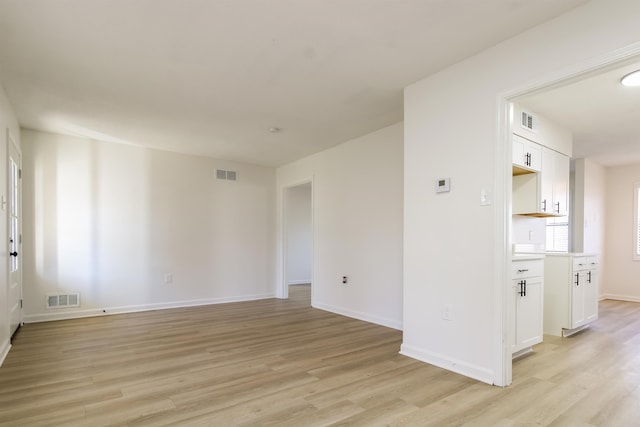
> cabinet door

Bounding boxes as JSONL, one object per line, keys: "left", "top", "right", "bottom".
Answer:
{"left": 513, "top": 277, "right": 543, "bottom": 353}
{"left": 571, "top": 271, "right": 586, "bottom": 328}
{"left": 553, "top": 152, "right": 569, "bottom": 216}
{"left": 513, "top": 135, "right": 541, "bottom": 172}
{"left": 584, "top": 269, "right": 598, "bottom": 323}
{"left": 540, "top": 148, "right": 554, "bottom": 214}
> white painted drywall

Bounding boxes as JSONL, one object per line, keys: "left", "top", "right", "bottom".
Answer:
{"left": 603, "top": 162, "right": 640, "bottom": 302}
{"left": 512, "top": 216, "right": 547, "bottom": 248}
{"left": 277, "top": 123, "right": 403, "bottom": 329}
{"left": 21, "top": 129, "right": 276, "bottom": 321}
{"left": 285, "top": 183, "right": 312, "bottom": 285}
{"left": 0, "top": 83, "right": 20, "bottom": 366}
{"left": 573, "top": 159, "right": 606, "bottom": 254}
{"left": 403, "top": 0, "right": 640, "bottom": 384}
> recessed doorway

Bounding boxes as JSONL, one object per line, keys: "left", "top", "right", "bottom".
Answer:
{"left": 283, "top": 181, "right": 312, "bottom": 305}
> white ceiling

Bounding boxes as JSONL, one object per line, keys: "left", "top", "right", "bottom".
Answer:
{"left": 519, "top": 59, "right": 640, "bottom": 167}
{"left": 0, "top": 0, "right": 588, "bottom": 167}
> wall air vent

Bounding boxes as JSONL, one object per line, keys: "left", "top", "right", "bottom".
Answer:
{"left": 521, "top": 111, "right": 537, "bottom": 132}
{"left": 216, "top": 169, "right": 238, "bottom": 181}
{"left": 47, "top": 293, "right": 80, "bottom": 309}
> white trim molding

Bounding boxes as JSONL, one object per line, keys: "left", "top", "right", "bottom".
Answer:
{"left": 24, "top": 293, "right": 275, "bottom": 323}
{"left": 600, "top": 294, "right": 640, "bottom": 303}
{"left": 0, "top": 339, "right": 11, "bottom": 368}
{"left": 400, "top": 343, "right": 494, "bottom": 385}
{"left": 313, "top": 301, "right": 402, "bottom": 331}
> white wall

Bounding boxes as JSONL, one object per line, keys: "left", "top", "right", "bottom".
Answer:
{"left": 0, "top": 82, "right": 20, "bottom": 366}
{"left": 573, "top": 158, "right": 606, "bottom": 254}
{"left": 603, "top": 162, "right": 640, "bottom": 302}
{"left": 285, "top": 183, "right": 312, "bottom": 285}
{"left": 277, "top": 122, "right": 403, "bottom": 329}
{"left": 403, "top": 0, "right": 640, "bottom": 385}
{"left": 21, "top": 129, "right": 276, "bottom": 321}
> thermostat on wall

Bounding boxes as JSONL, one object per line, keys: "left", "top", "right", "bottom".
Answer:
{"left": 435, "top": 178, "right": 450, "bottom": 193}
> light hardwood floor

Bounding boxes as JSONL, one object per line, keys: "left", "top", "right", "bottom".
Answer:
{"left": 1, "top": 285, "right": 639, "bottom": 426}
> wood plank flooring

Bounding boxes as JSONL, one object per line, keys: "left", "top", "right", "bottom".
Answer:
{"left": 1, "top": 285, "right": 639, "bottom": 426}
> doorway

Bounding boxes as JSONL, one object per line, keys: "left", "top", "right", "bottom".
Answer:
{"left": 499, "top": 50, "right": 640, "bottom": 386}
{"left": 283, "top": 181, "right": 312, "bottom": 305}
{"left": 7, "top": 130, "right": 22, "bottom": 337}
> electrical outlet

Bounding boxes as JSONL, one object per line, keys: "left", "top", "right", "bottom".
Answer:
{"left": 443, "top": 304, "right": 453, "bottom": 321}
{"left": 164, "top": 273, "right": 173, "bottom": 284}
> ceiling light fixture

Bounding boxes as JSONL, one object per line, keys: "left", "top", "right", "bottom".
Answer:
{"left": 268, "top": 127, "right": 281, "bottom": 133}
{"left": 621, "top": 70, "right": 640, "bottom": 87}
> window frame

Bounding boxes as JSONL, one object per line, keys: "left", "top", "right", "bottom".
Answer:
{"left": 545, "top": 216, "right": 569, "bottom": 253}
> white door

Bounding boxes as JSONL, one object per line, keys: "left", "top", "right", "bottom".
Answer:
{"left": 8, "top": 135, "right": 22, "bottom": 336}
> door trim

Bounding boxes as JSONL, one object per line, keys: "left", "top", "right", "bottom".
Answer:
{"left": 279, "top": 177, "right": 314, "bottom": 301}
{"left": 7, "top": 128, "right": 23, "bottom": 338}
{"left": 494, "top": 41, "right": 640, "bottom": 386}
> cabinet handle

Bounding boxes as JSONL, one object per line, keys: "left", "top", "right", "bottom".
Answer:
{"left": 525, "top": 152, "right": 531, "bottom": 166}
{"left": 555, "top": 202, "right": 560, "bottom": 213}
{"left": 541, "top": 199, "right": 547, "bottom": 212}
{"left": 517, "top": 269, "right": 529, "bottom": 273}
{"left": 519, "top": 280, "right": 526, "bottom": 296}
{"left": 575, "top": 273, "right": 580, "bottom": 286}
{"left": 588, "top": 271, "right": 592, "bottom": 284}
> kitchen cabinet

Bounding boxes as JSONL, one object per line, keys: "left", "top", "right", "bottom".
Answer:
{"left": 512, "top": 147, "right": 569, "bottom": 217}
{"left": 511, "top": 257, "right": 544, "bottom": 356}
{"left": 543, "top": 254, "right": 599, "bottom": 336}
{"left": 540, "top": 147, "right": 569, "bottom": 216}
{"left": 512, "top": 134, "right": 541, "bottom": 173}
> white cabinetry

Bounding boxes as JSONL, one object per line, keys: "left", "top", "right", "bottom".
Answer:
{"left": 543, "top": 254, "right": 599, "bottom": 336}
{"left": 513, "top": 134, "right": 541, "bottom": 172}
{"left": 511, "top": 257, "right": 544, "bottom": 355}
{"left": 540, "top": 147, "right": 569, "bottom": 216}
{"left": 513, "top": 146, "right": 569, "bottom": 217}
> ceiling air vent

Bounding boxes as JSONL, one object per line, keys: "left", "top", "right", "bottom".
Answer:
{"left": 521, "top": 111, "right": 537, "bottom": 132}
{"left": 47, "top": 293, "right": 80, "bottom": 309}
{"left": 216, "top": 169, "right": 238, "bottom": 181}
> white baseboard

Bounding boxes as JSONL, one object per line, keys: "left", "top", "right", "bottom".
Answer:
{"left": 399, "top": 343, "right": 494, "bottom": 385}
{"left": 23, "top": 293, "right": 276, "bottom": 323}
{"left": 600, "top": 294, "right": 640, "bottom": 303}
{"left": 0, "top": 339, "right": 11, "bottom": 368}
{"left": 312, "top": 301, "right": 402, "bottom": 331}
{"left": 288, "top": 281, "right": 311, "bottom": 286}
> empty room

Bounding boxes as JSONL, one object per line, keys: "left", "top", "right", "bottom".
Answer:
{"left": 1, "top": 0, "right": 640, "bottom": 425}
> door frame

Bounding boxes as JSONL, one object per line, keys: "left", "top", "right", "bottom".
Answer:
{"left": 280, "top": 177, "right": 314, "bottom": 301}
{"left": 494, "top": 42, "right": 640, "bottom": 386}
{"left": 7, "top": 128, "right": 23, "bottom": 337}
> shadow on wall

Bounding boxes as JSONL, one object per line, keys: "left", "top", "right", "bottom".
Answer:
{"left": 22, "top": 131, "right": 275, "bottom": 318}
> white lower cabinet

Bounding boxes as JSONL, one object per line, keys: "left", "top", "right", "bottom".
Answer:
{"left": 511, "top": 258, "right": 544, "bottom": 355}
{"left": 543, "top": 254, "right": 599, "bottom": 336}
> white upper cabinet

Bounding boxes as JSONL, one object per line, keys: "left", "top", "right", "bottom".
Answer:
{"left": 552, "top": 149, "right": 569, "bottom": 216}
{"left": 512, "top": 148, "right": 569, "bottom": 217}
{"left": 513, "top": 134, "right": 541, "bottom": 172}
{"left": 511, "top": 103, "right": 571, "bottom": 218}
{"left": 539, "top": 147, "right": 569, "bottom": 216}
